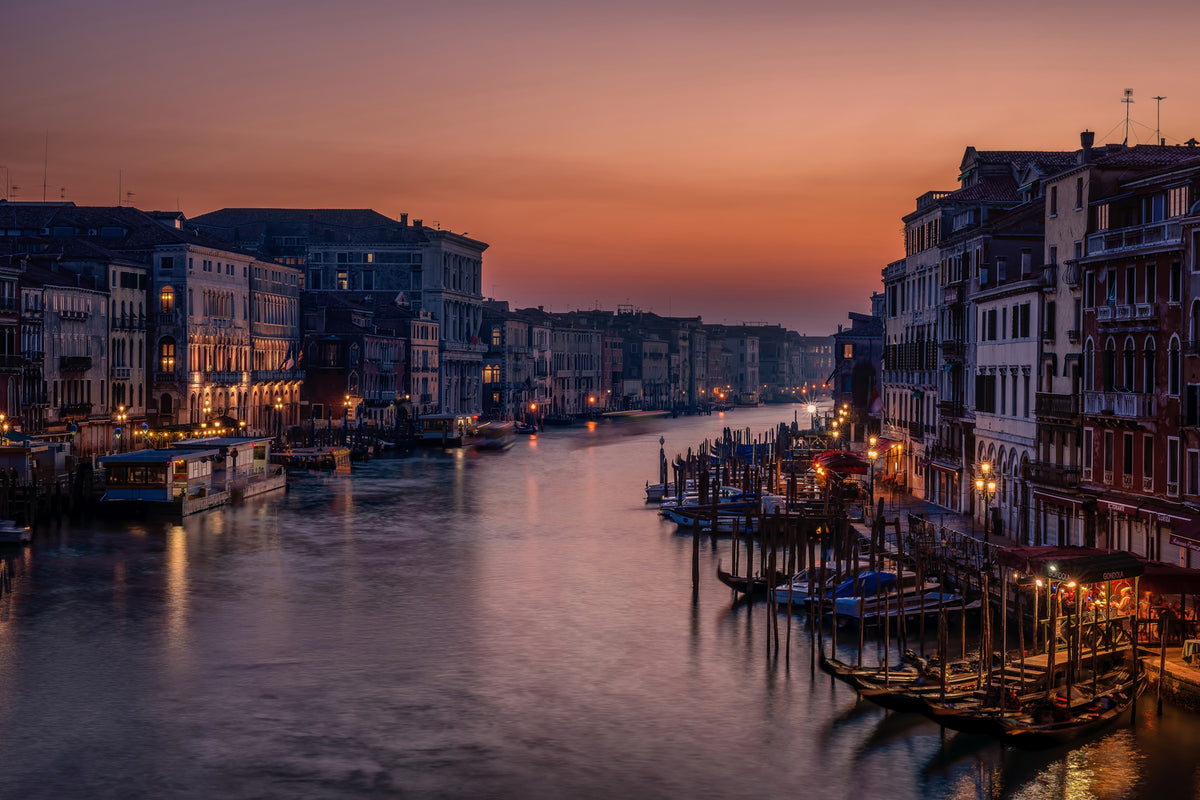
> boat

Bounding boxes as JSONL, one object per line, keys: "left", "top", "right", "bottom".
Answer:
{"left": 715, "top": 562, "right": 789, "bottom": 600}
{"left": 514, "top": 421, "right": 537, "bottom": 435}
{"left": 645, "top": 478, "right": 695, "bottom": 503}
{"left": 602, "top": 409, "right": 671, "bottom": 423}
{"left": 414, "top": 414, "right": 479, "bottom": 447}
{"left": 0, "top": 519, "right": 31, "bottom": 544}
{"left": 474, "top": 421, "right": 516, "bottom": 452}
{"left": 998, "top": 679, "right": 1142, "bottom": 749}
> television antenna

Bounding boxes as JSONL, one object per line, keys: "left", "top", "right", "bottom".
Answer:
{"left": 1152, "top": 95, "right": 1167, "bottom": 144}
{"left": 1122, "top": 88, "right": 1134, "bottom": 145}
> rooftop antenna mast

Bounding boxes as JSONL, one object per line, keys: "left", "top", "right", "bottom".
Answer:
{"left": 1152, "top": 95, "right": 1167, "bottom": 144}
{"left": 1122, "top": 88, "right": 1134, "bottom": 146}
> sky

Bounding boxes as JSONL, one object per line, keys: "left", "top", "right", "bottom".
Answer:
{"left": 4, "top": 0, "right": 1200, "bottom": 334}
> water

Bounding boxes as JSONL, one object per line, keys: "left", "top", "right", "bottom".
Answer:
{"left": 0, "top": 406, "right": 1198, "bottom": 799}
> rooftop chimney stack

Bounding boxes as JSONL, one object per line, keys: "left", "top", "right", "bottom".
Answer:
{"left": 1080, "top": 130, "right": 1095, "bottom": 164}
{"left": 400, "top": 213, "right": 408, "bottom": 227}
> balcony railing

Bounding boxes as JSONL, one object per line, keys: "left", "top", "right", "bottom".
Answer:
{"left": 1063, "top": 261, "right": 1081, "bottom": 287}
{"left": 1024, "top": 460, "right": 1081, "bottom": 489}
{"left": 926, "top": 443, "right": 960, "bottom": 466}
{"left": 937, "top": 399, "right": 964, "bottom": 418}
{"left": 1097, "top": 304, "right": 1158, "bottom": 325}
{"left": 1040, "top": 264, "right": 1057, "bottom": 288}
{"left": 0, "top": 354, "right": 25, "bottom": 370}
{"left": 60, "top": 309, "right": 89, "bottom": 321}
{"left": 59, "top": 402, "right": 93, "bottom": 420}
{"left": 1035, "top": 391, "right": 1080, "bottom": 419}
{"left": 941, "top": 340, "right": 965, "bottom": 361}
{"left": 1087, "top": 220, "right": 1182, "bottom": 257}
{"left": 158, "top": 312, "right": 178, "bottom": 326}
{"left": 154, "top": 370, "right": 179, "bottom": 384}
{"left": 251, "top": 369, "right": 306, "bottom": 382}
{"left": 1083, "top": 390, "right": 1156, "bottom": 418}
{"left": 908, "top": 420, "right": 924, "bottom": 439}
{"left": 59, "top": 355, "right": 92, "bottom": 371}
{"left": 207, "top": 371, "right": 243, "bottom": 385}
{"left": 111, "top": 367, "right": 131, "bottom": 380}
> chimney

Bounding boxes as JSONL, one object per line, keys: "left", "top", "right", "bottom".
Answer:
{"left": 400, "top": 213, "right": 408, "bottom": 227}
{"left": 1080, "top": 130, "right": 1095, "bottom": 164}
{"left": 413, "top": 219, "right": 423, "bottom": 229}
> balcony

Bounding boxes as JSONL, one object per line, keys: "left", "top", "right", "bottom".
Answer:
{"left": 926, "top": 443, "right": 961, "bottom": 466}
{"left": 0, "top": 354, "right": 25, "bottom": 370}
{"left": 1035, "top": 391, "right": 1080, "bottom": 420}
{"left": 1083, "top": 390, "right": 1156, "bottom": 419}
{"left": 1087, "top": 220, "right": 1182, "bottom": 257}
{"left": 1062, "top": 261, "right": 1081, "bottom": 287}
{"left": 1096, "top": 303, "right": 1158, "bottom": 327}
{"left": 158, "top": 312, "right": 178, "bottom": 326}
{"left": 251, "top": 369, "right": 306, "bottom": 382}
{"left": 207, "top": 371, "right": 243, "bottom": 385}
{"left": 60, "top": 309, "right": 89, "bottom": 322}
{"left": 1040, "top": 264, "right": 1057, "bottom": 289}
{"left": 1024, "top": 460, "right": 1081, "bottom": 490}
{"left": 908, "top": 420, "right": 925, "bottom": 439}
{"left": 59, "top": 355, "right": 92, "bottom": 371}
{"left": 941, "top": 339, "right": 965, "bottom": 361}
{"left": 111, "top": 367, "right": 131, "bottom": 380}
{"left": 937, "top": 399, "right": 964, "bottom": 418}
{"left": 60, "top": 402, "right": 93, "bottom": 420}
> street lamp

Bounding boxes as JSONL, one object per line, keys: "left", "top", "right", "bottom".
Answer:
{"left": 0, "top": 413, "right": 8, "bottom": 445}
{"left": 274, "top": 395, "right": 283, "bottom": 440}
{"left": 975, "top": 462, "right": 996, "bottom": 545}
{"left": 807, "top": 403, "right": 817, "bottom": 432}
{"left": 343, "top": 394, "right": 351, "bottom": 443}
{"left": 868, "top": 436, "right": 879, "bottom": 508}
{"left": 114, "top": 405, "right": 128, "bottom": 452}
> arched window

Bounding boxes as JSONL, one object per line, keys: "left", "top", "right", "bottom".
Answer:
{"left": 1123, "top": 337, "right": 1136, "bottom": 391}
{"left": 1103, "top": 337, "right": 1117, "bottom": 391}
{"left": 160, "top": 286, "right": 175, "bottom": 314}
{"left": 1169, "top": 336, "right": 1181, "bottom": 396}
{"left": 1191, "top": 299, "right": 1200, "bottom": 347}
{"left": 1144, "top": 337, "right": 1156, "bottom": 395}
{"left": 1084, "top": 338, "right": 1095, "bottom": 391}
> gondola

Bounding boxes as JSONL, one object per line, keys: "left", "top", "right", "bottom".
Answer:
{"left": 998, "top": 679, "right": 1143, "bottom": 750}
{"left": 715, "top": 562, "right": 787, "bottom": 601}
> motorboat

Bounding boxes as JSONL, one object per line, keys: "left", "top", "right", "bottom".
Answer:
{"left": 0, "top": 519, "right": 31, "bottom": 544}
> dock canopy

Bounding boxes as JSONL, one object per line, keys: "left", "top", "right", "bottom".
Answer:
{"left": 996, "top": 546, "right": 1144, "bottom": 583}
{"left": 811, "top": 450, "right": 869, "bottom": 475}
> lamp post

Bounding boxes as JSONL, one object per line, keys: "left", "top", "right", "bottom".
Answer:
{"left": 343, "top": 394, "right": 351, "bottom": 443}
{"left": 807, "top": 403, "right": 817, "bottom": 433}
{"left": 975, "top": 462, "right": 996, "bottom": 546}
{"left": 114, "top": 405, "right": 127, "bottom": 453}
{"left": 274, "top": 395, "right": 283, "bottom": 441}
{"left": 867, "top": 435, "right": 878, "bottom": 507}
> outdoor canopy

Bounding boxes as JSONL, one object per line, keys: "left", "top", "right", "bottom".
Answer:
{"left": 995, "top": 546, "right": 1144, "bottom": 583}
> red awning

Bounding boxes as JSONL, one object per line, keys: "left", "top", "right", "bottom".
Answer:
{"left": 812, "top": 450, "right": 869, "bottom": 475}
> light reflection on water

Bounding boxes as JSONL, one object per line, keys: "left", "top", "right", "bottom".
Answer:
{"left": 0, "top": 406, "right": 1196, "bottom": 799}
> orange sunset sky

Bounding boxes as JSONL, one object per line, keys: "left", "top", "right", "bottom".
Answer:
{"left": 4, "top": 0, "right": 1199, "bottom": 334}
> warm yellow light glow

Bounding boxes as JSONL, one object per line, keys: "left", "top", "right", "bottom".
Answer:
{"left": 975, "top": 478, "right": 983, "bottom": 491}
{"left": 868, "top": 450, "right": 877, "bottom": 459}
{"left": 869, "top": 436, "right": 877, "bottom": 447}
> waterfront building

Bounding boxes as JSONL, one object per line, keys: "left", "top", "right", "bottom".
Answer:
{"left": 249, "top": 260, "right": 303, "bottom": 437}
{"left": 189, "top": 209, "right": 488, "bottom": 416}
{"left": 830, "top": 310, "right": 883, "bottom": 440}
{"left": 1077, "top": 150, "right": 1200, "bottom": 564}
{"left": 23, "top": 265, "right": 109, "bottom": 455}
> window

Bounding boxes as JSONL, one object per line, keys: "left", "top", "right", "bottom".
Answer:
{"left": 309, "top": 271, "right": 323, "bottom": 290}
{"left": 1168, "top": 186, "right": 1189, "bottom": 217}
{"left": 159, "top": 339, "right": 176, "bottom": 372}
{"left": 491, "top": 327, "right": 502, "bottom": 346}
{"left": 1105, "top": 269, "right": 1117, "bottom": 306}
{"left": 160, "top": 286, "right": 174, "bottom": 314}
{"left": 1021, "top": 249, "right": 1032, "bottom": 276}
{"left": 1145, "top": 263, "right": 1156, "bottom": 303}
{"left": 1085, "top": 271, "right": 1095, "bottom": 308}
{"left": 1104, "top": 430, "right": 1114, "bottom": 475}
{"left": 483, "top": 365, "right": 500, "bottom": 383}
{"left": 843, "top": 343, "right": 854, "bottom": 359}
{"left": 1189, "top": 450, "right": 1200, "bottom": 496}
{"left": 975, "top": 374, "right": 996, "bottom": 413}
{"left": 1075, "top": 177, "right": 1084, "bottom": 210}
{"left": 1024, "top": 374, "right": 1030, "bottom": 418}
{"left": 1050, "top": 185, "right": 1058, "bottom": 216}
{"left": 1019, "top": 303, "right": 1031, "bottom": 338}
{"left": 1103, "top": 339, "right": 1116, "bottom": 391}
{"left": 1144, "top": 436, "right": 1154, "bottom": 480}
{"left": 1125, "top": 267, "right": 1136, "bottom": 305}
{"left": 1044, "top": 301, "right": 1056, "bottom": 338}
{"left": 1170, "top": 337, "right": 1182, "bottom": 395}
{"left": 1168, "top": 438, "right": 1179, "bottom": 496}
{"left": 1186, "top": 385, "right": 1200, "bottom": 427}
{"left": 337, "top": 271, "right": 348, "bottom": 290}
{"left": 1123, "top": 339, "right": 1135, "bottom": 390}
{"left": 1083, "top": 428, "right": 1093, "bottom": 471}
{"left": 1144, "top": 338, "right": 1156, "bottom": 394}
{"left": 160, "top": 256, "right": 174, "bottom": 271}
{"left": 1170, "top": 261, "right": 1182, "bottom": 302}
{"left": 1049, "top": 246, "right": 1057, "bottom": 266}
{"left": 362, "top": 270, "right": 374, "bottom": 291}
{"left": 1097, "top": 204, "right": 1110, "bottom": 230}
{"left": 1123, "top": 432, "right": 1134, "bottom": 477}
{"left": 1001, "top": 374, "right": 1007, "bottom": 414}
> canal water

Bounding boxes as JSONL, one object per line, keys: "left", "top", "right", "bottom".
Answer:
{"left": 1, "top": 405, "right": 1198, "bottom": 799}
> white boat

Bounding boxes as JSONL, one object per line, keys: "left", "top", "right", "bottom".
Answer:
{"left": 0, "top": 520, "right": 31, "bottom": 544}
{"left": 645, "top": 478, "right": 695, "bottom": 503}
{"left": 474, "top": 421, "right": 516, "bottom": 452}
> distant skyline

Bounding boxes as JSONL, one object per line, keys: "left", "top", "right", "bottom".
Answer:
{"left": 4, "top": 0, "right": 1199, "bottom": 334}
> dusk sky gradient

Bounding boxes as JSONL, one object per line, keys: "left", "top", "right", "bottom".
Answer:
{"left": 5, "top": 0, "right": 1199, "bottom": 333}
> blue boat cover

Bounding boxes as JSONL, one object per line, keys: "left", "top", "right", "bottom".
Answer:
{"left": 833, "top": 571, "right": 897, "bottom": 598}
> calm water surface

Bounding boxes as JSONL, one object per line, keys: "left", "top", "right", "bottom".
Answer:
{"left": 1, "top": 406, "right": 1198, "bottom": 799}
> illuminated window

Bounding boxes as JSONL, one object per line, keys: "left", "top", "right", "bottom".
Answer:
{"left": 491, "top": 327, "right": 502, "bottom": 346}
{"left": 160, "top": 286, "right": 174, "bottom": 314}
{"left": 337, "top": 271, "right": 348, "bottom": 290}
{"left": 159, "top": 339, "right": 176, "bottom": 372}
